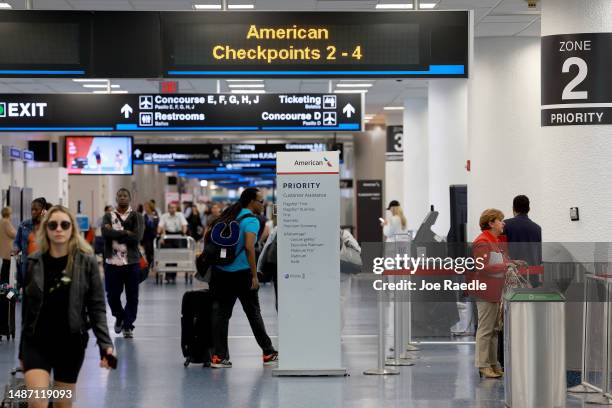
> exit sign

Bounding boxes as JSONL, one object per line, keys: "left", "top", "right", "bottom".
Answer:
{"left": 160, "top": 81, "right": 178, "bottom": 94}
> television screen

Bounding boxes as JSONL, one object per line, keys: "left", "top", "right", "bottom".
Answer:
{"left": 65, "top": 136, "right": 133, "bottom": 175}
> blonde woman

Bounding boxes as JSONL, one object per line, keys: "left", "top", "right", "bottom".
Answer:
{"left": 20, "top": 206, "right": 115, "bottom": 408}
{"left": 382, "top": 200, "right": 409, "bottom": 242}
{"left": 0, "top": 207, "right": 16, "bottom": 284}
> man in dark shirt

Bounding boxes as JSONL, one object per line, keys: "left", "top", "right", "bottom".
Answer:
{"left": 503, "top": 195, "right": 542, "bottom": 284}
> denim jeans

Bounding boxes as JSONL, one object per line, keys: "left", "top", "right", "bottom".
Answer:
{"left": 104, "top": 263, "right": 140, "bottom": 330}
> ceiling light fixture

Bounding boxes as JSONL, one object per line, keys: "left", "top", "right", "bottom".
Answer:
{"left": 336, "top": 83, "right": 373, "bottom": 88}
{"left": 228, "top": 4, "right": 255, "bottom": 9}
{"left": 230, "top": 89, "right": 266, "bottom": 94}
{"left": 334, "top": 89, "right": 368, "bottom": 94}
{"left": 93, "top": 90, "right": 129, "bottom": 94}
{"left": 375, "top": 3, "right": 413, "bottom": 9}
{"left": 419, "top": 2, "right": 438, "bottom": 9}
{"left": 82, "top": 84, "right": 120, "bottom": 89}
{"left": 225, "top": 79, "right": 263, "bottom": 82}
{"left": 193, "top": 4, "right": 222, "bottom": 9}
{"left": 384, "top": 106, "right": 404, "bottom": 110}
{"left": 0, "top": 2, "right": 12, "bottom": 9}
{"left": 228, "top": 84, "right": 265, "bottom": 88}
{"left": 72, "top": 79, "right": 110, "bottom": 83}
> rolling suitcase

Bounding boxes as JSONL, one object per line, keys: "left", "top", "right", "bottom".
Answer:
{"left": 181, "top": 290, "right": 213, "bottom": 367}
{"left": 0, "top": 289, "right": 16, "bottom": 341}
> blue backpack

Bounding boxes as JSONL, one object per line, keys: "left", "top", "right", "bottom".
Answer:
{"left": 196, "top": 214, "right": 256, "bottom": 275}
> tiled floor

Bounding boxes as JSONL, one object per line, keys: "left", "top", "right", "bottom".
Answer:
{"left": 0, "top": 275, "right": 593, "bottom": 407}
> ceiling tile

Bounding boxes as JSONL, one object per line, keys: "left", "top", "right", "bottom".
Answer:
{"left": 493, "top": 0, "right": 540, "bottom": 13}
{"left": 130, "top": 0, "right": 194, "bottom": 10}
{"left": 515, "top": 18, "right": 540, "bottom": 37}
{"left": 482, "top": 14, "right": 537, "bottom": 23}
{"left": 476, "top": 21, "right": 531, "bottom": 37}
{"left": 67, "top": 0, "right": 133, "bottom": 10}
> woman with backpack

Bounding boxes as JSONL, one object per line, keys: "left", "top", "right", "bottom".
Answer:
{"left": 208, "top": 188, "right": 278, "bottom": 368}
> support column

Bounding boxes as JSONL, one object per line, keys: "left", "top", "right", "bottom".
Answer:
{"left": 427, "top": 79, "right": 468, "bottom": 236}
{"left": 402, "top": 98, "right": 428, "bottom": 230}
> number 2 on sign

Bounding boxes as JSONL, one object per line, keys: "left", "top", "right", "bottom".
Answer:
{"left": 562, "top": 57, "right": 588, "bottom": 100}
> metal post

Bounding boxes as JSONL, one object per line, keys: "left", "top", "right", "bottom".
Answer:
{"left": 25, "top": 0, "right": 33, "bottom": 10}
{"left": 364, "top": 274, "right": 399, "bottom": 376}
{"left": 568, "top": 277, "right": 598, "bottom": 393}
{"left": 414, "top": 0, "right": 420, "bottom": 10}
{"left": 386, "top": 273, "right": 414, "bottom": 367}
{"left": 328, "top": 80, "right": 333, "bottom": 93}
{"left": 216, "top": 79, "right": 221, "bottom": 94}
{"left": 222, "top": 0, "right": 227, "bottom": 11}
{"left": 585, "top": 278, "right": 612, "bottom": 405}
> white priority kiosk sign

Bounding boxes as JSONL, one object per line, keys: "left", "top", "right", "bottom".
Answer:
{"left": 273, "top": 151, "right": 346, "bottom": 376}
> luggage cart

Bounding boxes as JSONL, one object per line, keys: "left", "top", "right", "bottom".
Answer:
{"left": 154, "top": 235, "right": 196, "bottom": 284}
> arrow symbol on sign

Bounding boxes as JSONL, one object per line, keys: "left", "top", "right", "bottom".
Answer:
{"left": 342, "top": 103, "right": 355, "bottom": 118}
{"left": 121, "top": 104, "right": 133, "bottom": 118}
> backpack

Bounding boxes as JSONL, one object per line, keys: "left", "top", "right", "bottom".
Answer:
{"left": 259, "top": 233, "right": 277, "bottom": 283}
{"left": 196, "top": 213, "right": 256, "bottom": 278}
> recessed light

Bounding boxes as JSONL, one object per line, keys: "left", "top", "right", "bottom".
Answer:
{"left": 228, "top": 84, "right": 265, "bottom": 88}
{"left": 375, "top": 3, "right": 413, "bottom": 9}
{"left": 193, "top": 4, "right": 222, "bottom": 9}
{"left": 82, "top": 84, "right": 120, "bottom": 89}
{"left": 230, "top": 89, "right": 266, "bottom": 94}
{"left": 226, "top": 79, "right": 264, "bottom": 82}
{"left": 419, "top": 2, "right": 438, "bottom": 9}
{"left": 336, "top": 83, "right": 373, "bottom": 88}
{"left": 93, "top": 90, "right": 128, "bottom": 94}
{"left": 383, "top": 106, "right": 404, "bottom": 110}
{"left": 228, "top": 4, "right": 254, "bottom": 9}
{"left": 0, "top": 3, "right": 12, "bottom": 9}
{"left": 72, "top": 79, "right": 109, "bottom": 83}
{"left": 334, "top": 89, "right": 368, "bottom": 94}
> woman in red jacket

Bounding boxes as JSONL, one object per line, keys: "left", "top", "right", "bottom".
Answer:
{"left": 469, "top": 209, "right": 513, "bottom": 379}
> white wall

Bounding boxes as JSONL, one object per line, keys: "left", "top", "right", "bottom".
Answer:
{"left": 467, "top": 37, "right": 542, "bottom": 239}
{"left": 540, "top": 0, "right": 612, "bottom": 242}
{"left": 428, "top": 79, "right": 468, "bottom": 236}
{"left": 402, "top": 98, "right": 429, "bottom": 230}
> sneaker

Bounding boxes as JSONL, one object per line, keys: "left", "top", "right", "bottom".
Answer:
{"left": 263, "top": 352, "right": 278, "bottom": 366}
{"left": 123, "top": 328, "right": 133, "bottom": 339}
{"left": 211, "top": 355, "right": 232, "bottom": 369}
{"left": 114, "top": 318, "right": 123, "bottom": 334}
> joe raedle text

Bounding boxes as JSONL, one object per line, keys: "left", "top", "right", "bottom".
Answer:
{"left": 371, "top": 255, "right": 488, "bottom": 293}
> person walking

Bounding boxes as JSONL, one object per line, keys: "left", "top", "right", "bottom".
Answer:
{"left": 20, "top": 206, "right": 115, "bottom": 408}
{"left": 210, "top": 188, "right": 278, "bottom": 368}
{"left": 0, "top": 207, "right": 16, "bottom": 285}
{"left": 142, "top": 201, "right": 159, "bottom": 267}
{"left": 102, "top": 188, "right": 144, "bottom": 339}
{"left": 14, "top": 198, "right": 47, "bottom": 289}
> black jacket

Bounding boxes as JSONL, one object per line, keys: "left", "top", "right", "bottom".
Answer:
{"left": 101, "top": 210, "right": 144, "bottom": 265}
{"left": 504, "top": 214, "right": 542, "bottom": 266}
{"left": 21, "top": 251, "right": 113, "bottom": 354}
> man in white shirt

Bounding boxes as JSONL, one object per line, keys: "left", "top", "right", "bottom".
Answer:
{"left": 158, "top": 203, "right": 188, "bottom": 236}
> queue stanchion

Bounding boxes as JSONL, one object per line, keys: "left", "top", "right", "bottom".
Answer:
{"left": 364, "top": 272, "right": 399, "bottom": 376}
{"left": 386, "top": 272, "right": 415, "bottom": 367}
{"left": 568, "top": 273, "right": 600, "bottom": 394}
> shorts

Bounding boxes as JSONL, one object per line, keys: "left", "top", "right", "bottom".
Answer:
{"left": 21, "top": 334, "right": 88, "bottom": 383}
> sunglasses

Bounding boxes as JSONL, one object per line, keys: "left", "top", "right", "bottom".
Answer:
{"left": 47, "top": 221, "right": 72, "bottom": 231}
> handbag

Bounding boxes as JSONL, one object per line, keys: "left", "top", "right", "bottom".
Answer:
{"left": 138, "top": 253, "right": 149, "bottom": 283}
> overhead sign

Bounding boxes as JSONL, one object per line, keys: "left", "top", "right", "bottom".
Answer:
{"left": 133, "top": 144, "right": 223, "bottom": 164}
{"left": 386, "top": 125, "right": 403, "bottom": 161}
{"left": 275, "top": 151, "right": 345, "bottom": 376}
{"left": 542, "top": 33, "right": 612, "bottom": 126}
{"left": 222, "top": 143, "right": 327, "bottom": 162}
{"left": 0, "top": 11, "right": 467, "bottom": 79}
{"left": 0, "top": 94, "right": 362, "bottom": 132}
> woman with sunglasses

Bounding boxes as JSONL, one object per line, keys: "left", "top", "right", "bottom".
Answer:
{"left": 20, "top": 206, "right": 115, "bottom": 408}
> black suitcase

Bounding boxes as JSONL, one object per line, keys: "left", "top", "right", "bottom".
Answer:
{"left": 0, "top": 290, "right": 16, "bottom": 341}
{"left": 181, "top": 290, "right": 213, "bottom": 367}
